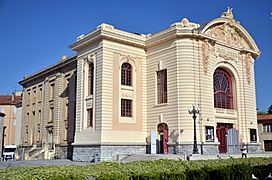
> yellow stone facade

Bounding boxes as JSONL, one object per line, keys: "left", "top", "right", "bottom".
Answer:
{"left": 20, "top": 9, "right": 261, "bottom": 161}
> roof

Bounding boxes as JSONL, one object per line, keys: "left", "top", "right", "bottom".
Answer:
{"left": 19, "top": 55, "right": 77, "bottom": 86}
{"left": 257, "top": 114, "right": 272, "bottom": 122}
{"left": 0, "top": 95, "right": 22, "bottom": 105}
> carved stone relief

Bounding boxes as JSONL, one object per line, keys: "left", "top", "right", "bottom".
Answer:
{"left": 205, "top": 20, "right": 249, "bottom": 49}
{"left": 120, "top": 54, "right": 136, "bottom": 62}
{"left": 121, "top": 92, "right": 132, "bottom": 98}
{"left": 201, "top": 39, "right": 215, "bottom": 75}
{"left": 238, "top": 52, "right": 252, "bottom": 84}
{"left": 245, "top": 53, "right": 252, "bottom": 84}
{"left": 84, "top": 53, "right": 96, "bottom": 64}
{"left": 215, "top": 47, "right": 238, "bottom": 62}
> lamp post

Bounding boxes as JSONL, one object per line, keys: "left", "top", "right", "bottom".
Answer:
{"left": 188, "top": 105, "right": 199, "bottom": 154}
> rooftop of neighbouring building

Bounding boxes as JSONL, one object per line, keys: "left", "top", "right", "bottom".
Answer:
{"left": 0, "top": 94, "right": 22, "bottom": 105}
{"left": 257, "top": 114, "right": 272, "bottom": 122}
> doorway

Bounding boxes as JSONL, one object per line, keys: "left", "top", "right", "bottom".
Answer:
{"left": 157, "top": 123, "right": 168, "bottom": 154}
{"left": 216, "top": 123, "right": 233, "bottom": 153}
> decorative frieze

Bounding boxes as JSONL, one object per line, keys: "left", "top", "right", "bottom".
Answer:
{"left": 215, "top": 47, "right": 238, "bottom": 62}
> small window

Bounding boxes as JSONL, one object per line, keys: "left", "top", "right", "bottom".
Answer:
{"left": 206, "top": 126, "right": 214, "bottom": 142}
{"left": 87, "top": 108, "right": 93, "bottom": 127}
{"left": 49, "top": 107, "right": 54, "bottom": 123}
{"left": 33, "top": 90, "right": 36, "bottom": 103}
{"left": 39, "top": 87, "right": 42, "bottom": 102}
{"left": 50, "top": 83, "right": 55, "bottom": 100}
{"left": 263, "top": 124, "right": 272, "bottom": 133}
{"left": 121, "top": 99, "right": 132, "bottom": 117}
{"left": 38, "top": 110, "right": 41, "bottom": 125}
{"left": 157, "top": 69, "right": 167, "bottom": 104}
{"left": 250, "top": 129, "right": 257, "bottom": 142}
{"left": 121, "top": 63, "right": 132, "bottom": 86}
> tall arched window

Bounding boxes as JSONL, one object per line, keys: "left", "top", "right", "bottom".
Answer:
{"left": 213, "top": 68, "right": 233, "bottom": 109}
{"left": 121, "top": 63, "right": 132, "bottom": 86}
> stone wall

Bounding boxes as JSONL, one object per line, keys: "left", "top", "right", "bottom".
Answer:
{"left": 73, "top": 145, "right": 146, "bottom": 162}
{"left": 169, "top": 143, "right": 219, "bottom": 156}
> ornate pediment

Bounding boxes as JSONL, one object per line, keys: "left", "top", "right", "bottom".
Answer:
{"left": 205, "top": 19, "right": 250, "bottom": 49}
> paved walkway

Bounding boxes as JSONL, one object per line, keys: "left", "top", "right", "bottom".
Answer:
{"left": 0, "top": 153, "right": 271, "bottom": 169}
{"left": 0, "top": 159, "right": 90, "bottom": 169}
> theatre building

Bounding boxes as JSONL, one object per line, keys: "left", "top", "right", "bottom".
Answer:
{"left": 19, "top": 8, "right": 261, "bottom": 161}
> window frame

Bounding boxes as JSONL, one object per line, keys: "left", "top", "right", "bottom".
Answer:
{"left": 250, "top": 129, "right": 257, "bottom": 142}
{"left": 121, "top": 99, "right": 133, "bottom": 117}
{"left": 121, "top": 63, "right": 132, "bottom": 86}
{"left": 157, "top": 69, "right": 168, "bottom": 104}
{"left": 213, "top": 68, "right": 234, "bottom": 109}
{"left": 205, "top": 126, "right": 215, "bottom": 142}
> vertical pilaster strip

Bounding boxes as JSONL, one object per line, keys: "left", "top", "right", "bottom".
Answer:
{"left": 75, "top": 58, "right": 84, "bottom": 132}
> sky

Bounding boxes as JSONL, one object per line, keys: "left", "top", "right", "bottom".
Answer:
{"left": 0, "top": 0, "right": 271, "bottom": 111}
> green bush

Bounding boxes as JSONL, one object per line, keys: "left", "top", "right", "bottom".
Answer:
{"left": 0, "top": 158, "right": 271, "bottom": 180}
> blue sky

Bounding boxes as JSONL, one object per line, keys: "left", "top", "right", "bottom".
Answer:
{"left": 0, "top": 0, "right": 271, "bottom": 111}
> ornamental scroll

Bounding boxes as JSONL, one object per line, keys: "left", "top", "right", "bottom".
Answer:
{"left": 202, "top": 39, "right": 215, "bottom": 75}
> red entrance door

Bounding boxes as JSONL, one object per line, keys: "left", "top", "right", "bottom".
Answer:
{"left": 163, "top": 129, "right": 168, "bottom": 154}
{"left": 216, "top": 127, "right": 227, "bottom": 153}
{"left": 217, "top": 123, "right": 233, "bottom": 153}
{"left": 157, "top": 123, "right": 168, "bottom": 154}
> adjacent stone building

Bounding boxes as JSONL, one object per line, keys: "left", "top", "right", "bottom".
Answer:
{"left": 257, "top": 114, "right": 272, "bottom": 151}
{"left": 19, "top": 56, "right": 77, "bottom": 160}
{"left": 19, "top": 8, "right": 261, "bottom": 161}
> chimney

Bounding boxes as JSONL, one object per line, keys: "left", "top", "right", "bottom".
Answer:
{"left": 12, "top": 93, "right": 15, "bottom": 102}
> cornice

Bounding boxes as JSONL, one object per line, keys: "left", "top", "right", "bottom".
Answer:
{"left": 19, "top": 55, "right": 77, "bottom": 86}
{"left": 69, "top": 23, "right": 146, "bottom": 51}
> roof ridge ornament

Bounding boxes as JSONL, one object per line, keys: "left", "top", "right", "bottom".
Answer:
{"left": 221, "top": 7, "right": 234, "bottom": 19}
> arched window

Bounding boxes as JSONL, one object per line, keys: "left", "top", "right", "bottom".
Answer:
{"left": 213, "top": 68, "right": 233, "bottom": 109}
{"left": 121, "top": 63, "right": 132, "bottom": 86}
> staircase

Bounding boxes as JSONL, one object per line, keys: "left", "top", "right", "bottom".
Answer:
{"left": 28, "top": 145, "right": 45, "bottom": 160}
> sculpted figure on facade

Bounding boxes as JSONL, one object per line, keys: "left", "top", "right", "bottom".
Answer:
{"left": 221, "top": 7, "right": 234, "bottom": 19}
{"left": 180, "top": 18, "right": 200, "bottom": 29}
{"left": 202, "top": 39, "right": 214, "bottom": 75}
{"left": 85, "top": 53, "right": 96, "bottom": 64}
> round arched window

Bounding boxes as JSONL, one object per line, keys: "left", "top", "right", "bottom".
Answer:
{"left": 213, "top": 68, "right": 233, "bottom": 109}
{"left": 121, "top": 63, "right": 132, "bottom": 86}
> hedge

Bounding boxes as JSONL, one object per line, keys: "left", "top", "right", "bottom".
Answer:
{"left": 0, "top": 158, "right": 271, "bottom": 179}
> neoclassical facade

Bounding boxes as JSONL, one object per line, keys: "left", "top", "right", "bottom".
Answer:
{"left": 19, "top": 56, "right": 77, "bottom": 160}
{"left": 19, "top": 8, "right": 261, "bottom": 161}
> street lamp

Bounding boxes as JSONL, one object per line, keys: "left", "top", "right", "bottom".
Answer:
{"left": 188, "top": 105, "right": 199, "bottom": 154}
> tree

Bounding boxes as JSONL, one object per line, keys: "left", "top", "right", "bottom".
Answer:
{"left": 268, "top": 105, "right": 272, "bottom": 114}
